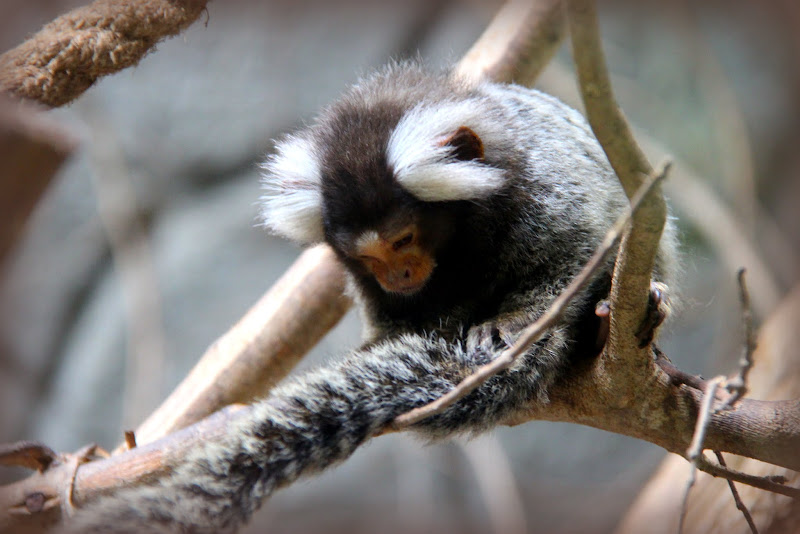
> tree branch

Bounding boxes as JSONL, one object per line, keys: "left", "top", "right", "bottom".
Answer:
{"left": 125, "top": 244, "right": 351, "bottom": 450}
{"left": 0, "top": 95, "right": 75, "bottom": 265}
{"left": 714, "top": 451, "right": 759, "bottom": 534}
{"left": 566, "top": 0, "right": 668, "bottom": 394}
{"left": 455, "top": 0, "right": 565, "bottom": 85}
{"left": 0, "top": 0, "right": 209, "bottom": 107}
{"left": 3, "top": 364, "right": 797, "bottom": 533}
{"left": 617, "top": 285, "right": 800, "bottom": 534}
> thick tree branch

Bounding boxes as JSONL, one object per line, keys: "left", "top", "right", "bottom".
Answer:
{"left": 126, "top": 245, "right": 351, "bottom": 450}
{"left": 2, "top": 369, "right": 797, "bottom": 532}
{"left": 617, "top": 285, "right": 800, "bottom": 534}
{"left": 455, "top": 0, "right": 565, "bottom": 85}
{"left": 0, "top": 0, "right": 209, "bottom": 107}
{"left": 566, "top": 0, "right": 668, "bottom": 395}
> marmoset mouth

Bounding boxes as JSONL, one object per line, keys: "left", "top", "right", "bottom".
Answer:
{"left": 380, "top": 277, "right": 429, "bottom": 296}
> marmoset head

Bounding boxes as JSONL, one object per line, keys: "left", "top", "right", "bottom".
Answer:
{"left": 260, "top": 66, "right": 514, "bottom": 297}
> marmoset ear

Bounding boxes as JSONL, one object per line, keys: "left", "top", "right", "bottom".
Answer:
{"left": 440, "top": 125, "right": 484, "bottom": 162}
{"left": 259, "top": 135, "right": 325, "bottom": 244}
{"left": 387, "top": 101, "right": 507, "bottom": 203}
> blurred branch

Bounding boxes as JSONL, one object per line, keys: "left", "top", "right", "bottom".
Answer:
{"left": 85, "top": 111, "right": 167, "bottom": 429}
{"left": 674, "top": 0, "right": 797, "bottom": 292}
{"left": 459, "top": 436, "right": 527, "bottom": 534}
{"left": 671, "top": 1, "right": 758, "bottom": 236}
{"left": 124, "top": 244, "right": 352, "bottom": 451}
{"left": 662, "top": 164, "right": 783, "bottom": 314}
{"left": 0, "top": 96, "right": 75, "bottom": 266}
{"left": 0, "top": 0, "right": 208, "bottom": 107}
{"left": 456, "top": 0, "right": 565, "bottom": 85}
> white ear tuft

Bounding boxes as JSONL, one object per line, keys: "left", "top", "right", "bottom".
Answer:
{"left": 392, "top": 161, "right": 505, "bottom": 203}
{"left": 259, "top": 135, "right": 325, "bottom": 244}
{"left": 387, "top": 101, "right": 507, "bottom": 202}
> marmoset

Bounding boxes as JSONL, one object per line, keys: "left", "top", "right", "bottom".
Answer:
{"left": 66, "top": 63, "right": 676, "bottom": 533}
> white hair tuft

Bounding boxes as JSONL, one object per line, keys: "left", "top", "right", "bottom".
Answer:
{"left": 387, "top": 100, "right": 508, "bottom": 202}
{"left": 259, "top": 135, "right": 325, "bottom": 244}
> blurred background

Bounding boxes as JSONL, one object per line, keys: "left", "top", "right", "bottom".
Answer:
{"left": 1, "top": 1, "right": 798, "bottom": 533}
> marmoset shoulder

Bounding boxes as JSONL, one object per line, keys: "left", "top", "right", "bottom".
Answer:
{"left": 65, "top": 62, "right": 678, "bottom": 534}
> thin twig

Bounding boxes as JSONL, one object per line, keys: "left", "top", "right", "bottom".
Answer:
{"left": 695, "top": 455, "right": 798, "bottom": 500}
{"left": 679, "top": 376, "right": 724, "bottom": 534}
{"left": 654, "top": 347, "right": 707, "bottom": 391}
{"left": 687, "top": 377, "right": 724, "bottom": 463}
{"left": 714, "top": 450, "right": 759, "bottom": 534}
{"left": 678, "top": 460, "right": 696, "bottom": 534}
{"left": 720, "top": 268, "right": 756, "bottom": 409}
{"left": 391, "top": 161, "right": 672, "bottom": 431}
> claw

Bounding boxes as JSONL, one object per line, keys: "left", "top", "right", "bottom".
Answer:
{"left": 635, "top": 282, "right": 670, "bottom": 348}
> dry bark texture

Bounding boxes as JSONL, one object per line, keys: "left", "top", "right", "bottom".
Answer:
{"left": 0, "top": 0, "right": 208, "bottom": 107}
{"left": 616, "top": 285, "right": 800, "bottom": 534}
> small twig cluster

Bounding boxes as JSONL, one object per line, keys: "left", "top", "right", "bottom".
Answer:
{"left": 678, "top": 270, "right": 775, "bottom": 534}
